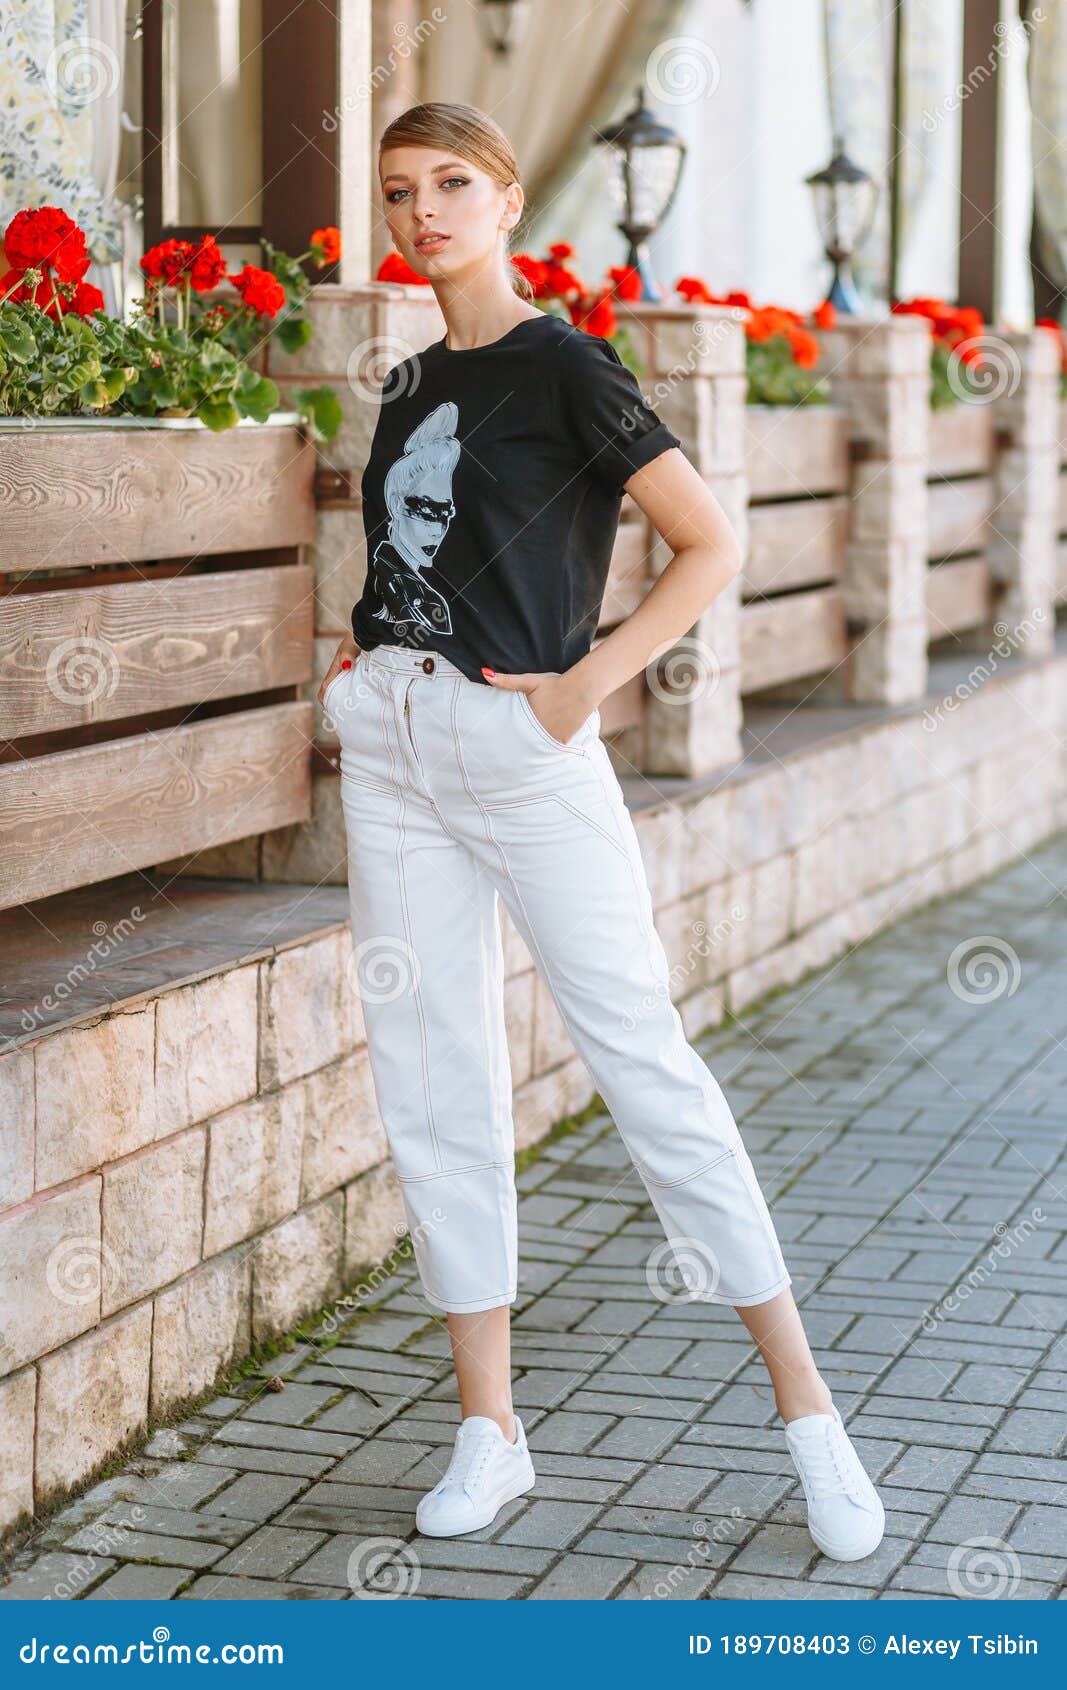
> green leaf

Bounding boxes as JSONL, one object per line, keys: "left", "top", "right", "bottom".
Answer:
{"left": 1, "top": 318, "right": 38, "bottom": 363}
{"left": 196, "top": 394, "right": 241, "bottom": 431}
{"left": 275, "top": 315, "right": 313, "bottom": 354}
{"left": 233, "top": 371, "right": 279, "bottom": 423}
{"left": 294, "top": 384, "right": 343, "bottom": 443}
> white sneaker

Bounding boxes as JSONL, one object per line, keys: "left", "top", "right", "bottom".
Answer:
{"left": 785, "top": 1404, "right": 886, "bottom": 1561}
{"left": 415, "top": 1414, "right": 536, "bottom": 1537}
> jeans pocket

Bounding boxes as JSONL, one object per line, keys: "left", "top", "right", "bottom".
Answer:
{"left": 515, "top": 688, "right": 597, "bottom": 755}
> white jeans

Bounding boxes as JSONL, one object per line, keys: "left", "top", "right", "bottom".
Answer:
{"left": 329, "top": 643, "right": 791, "bottom": 1315}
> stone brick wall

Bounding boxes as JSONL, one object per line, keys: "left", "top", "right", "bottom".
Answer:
{"left": 3, "top": 641, "right": 1065, "bottom": 1541}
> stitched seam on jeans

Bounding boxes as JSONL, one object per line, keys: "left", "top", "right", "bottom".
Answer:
{"left": 384, "top": 689, "right": 442, "bottom": 1174}
{"left": 634, "top": 1144, "right": 740, "bottom": 1189}
{"left": 516, "top": 687, "right": 589, "bottom": 756}
{"left": 422, "top": 1287, "right": 517, "bottom": 1310}
{"left": 586, "top": 746, "right": 663, "bottom": 975}
{"left": 479, "top": 793, "right": 629, "bottom": 860}
{"left": 396, "top": 1156, "right": 514, "bottom": 1183}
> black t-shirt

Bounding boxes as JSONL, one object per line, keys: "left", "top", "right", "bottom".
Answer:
{"left": 352, "top": 310, "right": 681, "bottom": 682}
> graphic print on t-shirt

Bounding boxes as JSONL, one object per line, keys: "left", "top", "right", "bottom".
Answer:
{"left": 369, "top": 400, "right": 458, "bottom": 638}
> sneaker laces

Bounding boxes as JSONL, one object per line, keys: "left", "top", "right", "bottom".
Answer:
{"left": 439, "top": 1424, "right": 504, "bottom": 1498}
{"left": 797, "top": 1419, "right": 859, "bottom": 1499}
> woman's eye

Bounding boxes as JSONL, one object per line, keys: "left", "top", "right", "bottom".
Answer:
{"left": 386, "top": 189, "right": 409, "bottom": 204}
{"left": 441, "top": 177, "right": 468, "bottom": 190}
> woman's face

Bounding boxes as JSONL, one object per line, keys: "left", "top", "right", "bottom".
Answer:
{"left": 378, "top": 144, "right": 520, "bottom": 282}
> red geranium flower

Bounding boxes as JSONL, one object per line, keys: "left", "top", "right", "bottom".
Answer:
{"left": 376, "top": 249, "right": 427, "bottom": 284}
{"left": 570, "top": 289, "right": 617, "bottom": 339}
{"left": 548, "top": 241, "right": 574, "bottom": 260}
{"left": 4, "top": 206, "right": 90, "bottom": 283}
{"left": 228, "top": 264, "right": 286, "bottom": 317}
{"left": 189, "top": 234, "right": 228, "bottom": 293}
{"left": 813, "top": 299, "right": 837, "bottom": 329}
{"left": 141, "top": 239, "right": 196, "bottom": 286}
{"left": 510, "top": 253, "right": 551, "bottom": 297}
{"left": 608, "top": 265, "right": 642, "bottom": 303}
{"left": 310, "top": 226, "right": 342, "bottom": 266}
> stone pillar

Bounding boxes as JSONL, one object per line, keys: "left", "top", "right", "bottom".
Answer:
{"left": 988, "top": 327, "right": 1060, "bottom": 657}
{"left": 816, "top": 313, "right": 931, "bottom": 704}
{"left": 634, "top": 306, "right": 747, "bottom": 776}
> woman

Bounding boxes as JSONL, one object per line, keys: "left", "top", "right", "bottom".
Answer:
{"left": 319, "top": 101, "right": 884, "bottom": 1565}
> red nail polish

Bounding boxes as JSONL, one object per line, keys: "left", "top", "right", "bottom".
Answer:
{"left": 341, "top": 659, "right": 352, "bottom": 669}
{"left": 482, "top": 667, "right": 496, "bottom": 678}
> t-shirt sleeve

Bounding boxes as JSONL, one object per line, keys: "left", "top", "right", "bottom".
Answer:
{"left": 558, "top": 330, "right": 681, "bottom": 495}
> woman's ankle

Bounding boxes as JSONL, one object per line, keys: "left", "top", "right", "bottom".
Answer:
{"left": 775, "top": 1374, "right": 834, "bottom": 1424}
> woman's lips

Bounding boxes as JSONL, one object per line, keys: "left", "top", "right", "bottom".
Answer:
{"left": 415, "top": 234, "right": 450, "bottom": 254}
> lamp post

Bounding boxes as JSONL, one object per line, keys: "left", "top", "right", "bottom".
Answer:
{"left": 592, "top": 85, "right": 686, "bottom": 302}
{"left": 805, "top": 134, "right": 879, "bottom": 314}
{"left": 477, "top": 0, "right": 530, "bottom": 56}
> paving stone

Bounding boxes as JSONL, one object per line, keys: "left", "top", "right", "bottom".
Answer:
{"left": 1009, "top": 1504, "right": 1067, "bottom": 1556}
{"left": 529, "top": 1553, "right": 633, "bottom": 1598}
{"left": 198, "top": 1473, "right": 309, "bottom": 1521}
{"left": 0, "top": 1553, "right": 116, "bottom": 1599}
{"left": 179, "top": 1573, "right": 345, "bottom": 1600}
{"left": 85, "top": 1564, "right": 192, "bottom": 1600}
{"left": 213, "top": 1526, "right": 327, "bottom": 1579}
{"left": 496, "top": 1499, "right": 602, "bottom": 1549}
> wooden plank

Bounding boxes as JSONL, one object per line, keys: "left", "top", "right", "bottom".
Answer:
{"left": 601, "top": 517, "right": 651, "bottom": 627}
{"left": 926, "top": 558, "right": 993, "bottom": 634}
{"left": 927, "top": 406, "right": 994, "bottom": 478}
{"left": 745, "top": 405, "right": 850, "bottom": 501}
{"left": 744, "top": 495, "right": 849, "bottom": 598}
{"left": 1, "top": 565, "right": 313, "bottom": 739}
{"left": 0, "top": 704, "right": 311, "bottom": 909}
{"left": 927, "top": 476, "right": 992, "bottom": 558}
{"left": 0, "top": 423, "right": 316, "bottom": 571}
{"left": 741, "top": 587, "right": 848, "bottom": 693}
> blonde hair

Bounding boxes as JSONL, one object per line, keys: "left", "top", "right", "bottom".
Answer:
{"left": 378, "top": 101, "right": 534, "bottom": 301}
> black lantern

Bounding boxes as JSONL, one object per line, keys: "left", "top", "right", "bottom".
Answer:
{"left": 592, "top": 85, "right": 686, "bottom": 302}
{"left": 477, "top": 0, "right": 530, "bottom": 56}
{"left": 805, "top": 134, "right": 879, "bottom": 315}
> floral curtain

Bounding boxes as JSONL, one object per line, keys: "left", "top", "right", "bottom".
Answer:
{"left": 0, "top": 0, "right": 129, "bottom": 299}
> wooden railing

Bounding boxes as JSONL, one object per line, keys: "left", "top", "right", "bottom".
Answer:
{"left": 741, "top": 405, "right": 851, "bottom": 694}
{"left": 0, "top": 417, "right": 317, "bottom": 911}
{"left": 925, "top": 406, "right": 996, "bottom": 640}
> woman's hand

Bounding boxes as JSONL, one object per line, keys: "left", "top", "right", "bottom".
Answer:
{"left": 318, "top": 637, "right": 361, "bottom": 707}
{"left": 481, "top": 665, "right": 599, "bottom": 747}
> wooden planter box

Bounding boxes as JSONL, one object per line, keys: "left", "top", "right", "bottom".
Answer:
{"left": 741, "top": 405, "right": 851, "bottom": 694}
{"left": 0, "top": 417, "right": 317, "bottom": 910}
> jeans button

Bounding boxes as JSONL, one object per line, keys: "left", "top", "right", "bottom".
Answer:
{"left": 422, "top": 656, "right": 435, "bottom": 674}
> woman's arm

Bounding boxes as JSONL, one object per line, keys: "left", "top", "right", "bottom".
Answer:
{"left": 483, "top": 446, "right": 742, "bottom": 742}
{"left": 567, "top": 446, "right": 742, "bottom": 711}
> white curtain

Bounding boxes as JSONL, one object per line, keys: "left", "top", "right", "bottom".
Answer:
{"left": 418, "top": 0, "right": 693, "bottom": 230}
{"left": 1027, "top": 0, "right": 1067, "bottom": 316}
{"left": 0, "top": 0, "right": 130, "bottom": 309}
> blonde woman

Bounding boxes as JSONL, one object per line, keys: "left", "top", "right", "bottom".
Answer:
{"left": 320, "top": 102, "right": 884, "bottom": 1564}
